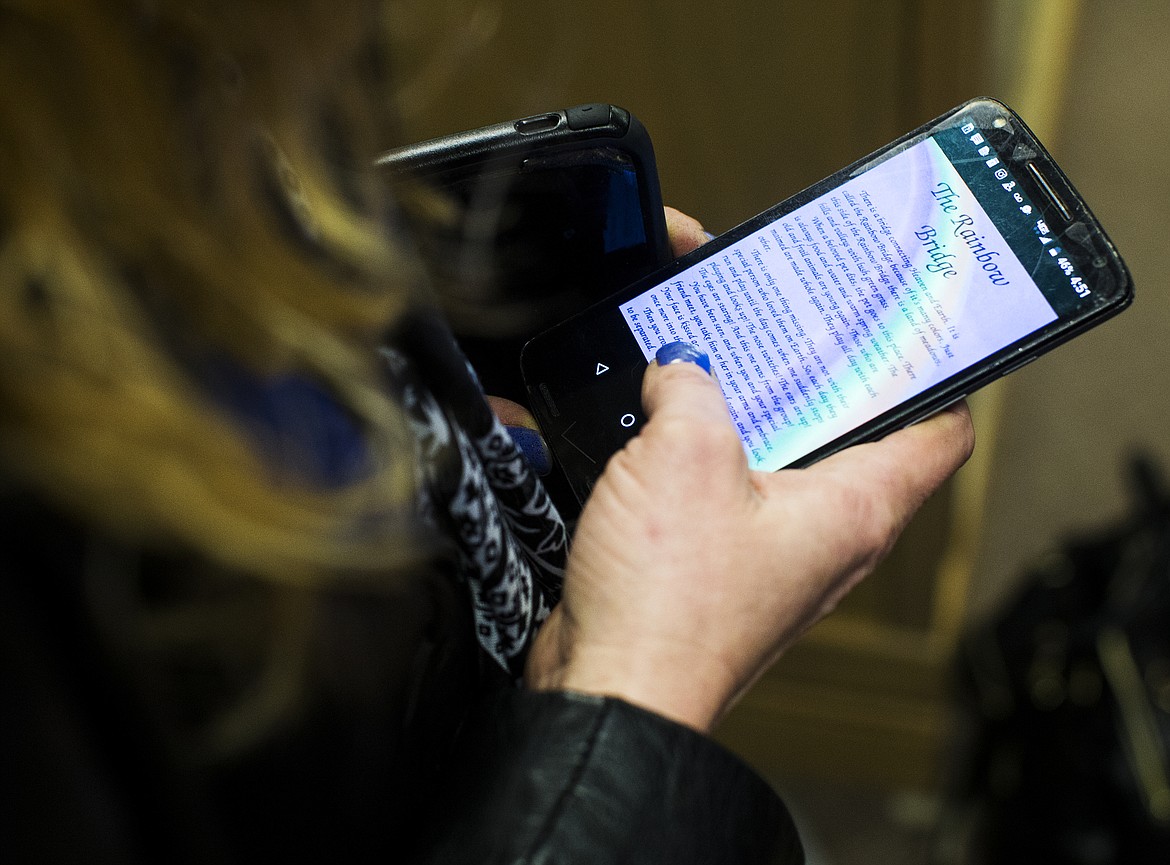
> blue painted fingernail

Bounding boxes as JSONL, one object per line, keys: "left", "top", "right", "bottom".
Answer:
{"left": 506, "top": 425, "right": 552, "bottom": 476}
{"left": 655, "top": 341, "right": 712, "bottom": 374}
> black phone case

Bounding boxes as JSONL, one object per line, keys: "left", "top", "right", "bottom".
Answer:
{"left": 379, "top": 104, "right": 673, "bottom": 516}
{"left": 376, "top": 104, "right": 670, "bottom": 289}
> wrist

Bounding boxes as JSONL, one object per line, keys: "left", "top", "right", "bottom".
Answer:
{"left": 527, "top": 641, "right": 734, "bottom": 735}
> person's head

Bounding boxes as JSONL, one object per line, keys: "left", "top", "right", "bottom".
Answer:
{"left": 0, "top": 0, "right": 426, "bottom": 579}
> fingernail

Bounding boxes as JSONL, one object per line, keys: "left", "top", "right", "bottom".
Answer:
{"left": 655, "top": 341, "right": 712, "bottom": 374}
{"left": 506, "top": 425, "right": 552, "bottom": 476}
{"left": 703, "top": 230, "right": 717, "bottom": 242}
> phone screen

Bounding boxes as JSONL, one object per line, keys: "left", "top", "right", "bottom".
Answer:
{"left": 523, "top": 100, "right": 1130, "bottom": 499}
{"left": 620, "top": 130, "right": 1062, "bottom": 471}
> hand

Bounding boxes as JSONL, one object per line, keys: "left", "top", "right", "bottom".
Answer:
{"left": 485, "top": 208, "right": 712, "bottom": 476}
{"left": 663, "top": 206, "right": 712, "bottom": 258}
{"left": 526, "top": 345, "right": 974, "bottom": 734}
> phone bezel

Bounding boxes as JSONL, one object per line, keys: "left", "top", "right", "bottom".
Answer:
{"left": 521, "top": 98, "right": 1132, "bottom": 498}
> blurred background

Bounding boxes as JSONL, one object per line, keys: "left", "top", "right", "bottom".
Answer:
{"left": 388, "top": 0, "right": 1168, "bottom": 861}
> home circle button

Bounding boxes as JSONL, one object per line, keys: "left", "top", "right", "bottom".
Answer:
{"left": 620, "top": 414, "right": 636, "bottom": 428}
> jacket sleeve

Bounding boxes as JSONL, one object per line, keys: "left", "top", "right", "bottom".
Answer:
{"left": 417, "top": 688, "right": 804, "bottom": 865}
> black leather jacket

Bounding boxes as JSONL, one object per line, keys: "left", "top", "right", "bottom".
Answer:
{"left": 1, "top": 315, "right": 803, "bottom": 863}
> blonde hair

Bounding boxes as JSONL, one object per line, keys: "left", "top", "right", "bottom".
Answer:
{"left": 0, "top": 0, "right": 428, "bottom": 583}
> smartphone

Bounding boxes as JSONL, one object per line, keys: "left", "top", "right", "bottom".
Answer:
{"left": 521, "top": 98, "right": 1133, "bottom": 504}
{"left": 377, "top": 104, "right": 671, "bottom": 405}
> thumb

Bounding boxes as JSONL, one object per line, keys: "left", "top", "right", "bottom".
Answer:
{"left": 637, "top": 342, "right": 752, "bottom": 490}
{"left": 642, "top": 342, "right": 733, "bottom": 429}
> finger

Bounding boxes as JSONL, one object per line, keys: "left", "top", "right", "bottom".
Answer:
{"left": 485, "top": 395, "right": 537, "bottom": 429}
{"left": 486, "top": 395, "right": 552, "bottom": 476}
{"left": 664, "top": 206, "right": 712, "bottom": 258}
{"left": 862, "top": 400, "right": 975, "bottom": 485}
{"left": 641, "top": 342, "right": 733, "bottom": 430}
{"left": 805, "top": 400, "right": 975, "bottom": 517}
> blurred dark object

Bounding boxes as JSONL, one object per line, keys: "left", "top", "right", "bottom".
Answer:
{"left": 380, "top": 106, "right": 671, "bottom": 517}
{"left": 948, "top": 455, "right": 1170, "bottom": 865}
{"left": 380, "top": 105, "right": 670, "bottom": 404}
